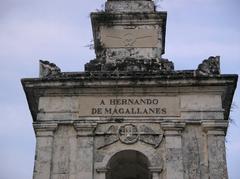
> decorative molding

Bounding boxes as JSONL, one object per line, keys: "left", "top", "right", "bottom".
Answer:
{"left": 33, "top": 123, "right": 58, "bottom": 137}
{"left": 202, "top": 121, "right": 228, "bottom": 135}
{"left": 149, "top": 166, "right": 163, "bottom": 173}
{"left": 74, "top": 122, "right": 97, "bottom": 137}
{"left": 161, "top": 122, "right": 186, "bottom": 136}
{"left": 100, "top": 28, "right": 159, "bottom": 48}
{"left": 118, "top": 124, "right": 139, "bottom": 144}
{"left": 96, "top": 167, "right": 108, "bottom": 173}
{"left": 96, "top": 124, "right": 163, "bottom": 149}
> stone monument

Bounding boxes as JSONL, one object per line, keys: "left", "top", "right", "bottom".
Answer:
{"left": 22, "top": 0, "right": 238, "bottom": 179}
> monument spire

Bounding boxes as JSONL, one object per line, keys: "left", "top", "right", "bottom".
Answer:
{"left": 85, "top": 0, "right": 172, "bottom": 72}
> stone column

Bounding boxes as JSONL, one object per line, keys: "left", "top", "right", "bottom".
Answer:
{"left": 74, "top": 122, "right": 97, "bottom": 179}
{"left": 202, "top": 121, "right": 228, "bottom": 179}
{"left": 33, "top": 123, "right": 58, "bottom": 179}
{"left": 162, "top": 122, "right": 185, "bottom": 179}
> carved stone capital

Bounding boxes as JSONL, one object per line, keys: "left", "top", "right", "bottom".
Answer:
{"left": 161, "top": 122, "right": 186, "bottom": 136}
{"left": 33, "top": 123, "right": 58, "bottom": 137}
{"left": 202, "top": 121, "right": 228, "bottom": 136}
{"left": 96, "top": 167, "right": 108, "bottom": 173}
{"left": 149, "top": 167, "right": 163, "bottom": 173}
{"left": 74, "top": 122, "right": 97, "bottom": 137}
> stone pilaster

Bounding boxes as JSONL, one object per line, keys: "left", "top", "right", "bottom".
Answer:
{"left": 96, "top": 168, "right": 108, "bottom": 179}
{"left": 33, "top": 123, "right": 58, "bottom": 179}
{"left": 74, "top": 122, "right": 97, "bottom": 179}
{"left": 149, "top": 167, "right": 163, "bottom": 179}
{"left": 202, "top": 121, "right": 228, "bottom": 179}
{"left": 162, "top": 122, "right": 185, "bottom": 179}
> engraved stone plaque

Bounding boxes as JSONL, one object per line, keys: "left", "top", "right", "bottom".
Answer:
{"left": 100, "top": 28, "right": 160, "bottom": 48}
{"left": 78, "top": 96, "right": 180, "bottom": 117}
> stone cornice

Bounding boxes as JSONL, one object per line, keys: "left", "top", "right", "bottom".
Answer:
{"left": 21, "top": 74, "right": 238, "bottom": 87}
{"left": 22, "top": 74, "right": 237, "bottom": 122}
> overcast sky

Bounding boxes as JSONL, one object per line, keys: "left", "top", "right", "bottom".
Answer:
{"left": 0, "top": 0, "right": 239, "bottom": 179}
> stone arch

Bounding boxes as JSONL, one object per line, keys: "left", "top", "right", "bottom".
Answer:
{"left": 99, "top": 147, "right": 154, "bottom": 168}
{"left": 106, "top": 150, "right": 151, "bottom": 179}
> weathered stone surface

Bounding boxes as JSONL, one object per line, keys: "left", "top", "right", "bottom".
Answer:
{"left": 105, "top": 0, "right": 155, "bottom": 13}
{"left": 52, "top": 125, "right": 77, "bottom": 179}
{"left": 196, "top": 56, "right": 220, "bottom": 76}
{"left": 39, "top": 95, "right": 180, "bottom": 117}
{"left": 23, "top": 74, "right": 237, "bottom": 122}
{"left": 100, "top": 28, "right": 159, "bottom": 48}
{"left": 95, "top": 123, "right": 163, "bottom": 149}
{"left": 23, "top": 73, "right": 237, "bottom": 179}
{"left": 91, "top": 12, "right": 167, "bottom": 63}
{"left": 182, "top": 125, "right": 203, "bottom": 179}
{"left": 39, "top": 60, "right": 61, "bottom": 78}
{"left": 85, "top": 58, "right": 174, "bottom": 72}
{"left": 32, "top": 123, "right": 57, "bottom": 179}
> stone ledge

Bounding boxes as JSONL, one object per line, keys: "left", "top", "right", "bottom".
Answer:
{"left": 25, "top": 71, "right": 238, "bottom": 81}
{"left": 161, "top": 122, "right": 186, "bottom": 136}
{"left": 85, "top": 58, "right": 174, "bottom": 72}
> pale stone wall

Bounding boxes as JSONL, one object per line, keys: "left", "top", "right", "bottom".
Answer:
{"left": 28, "top": 81, "right": 232, "bottom": 179}
{"left": 32, "top": 120, "right": 229, "bottom": 179}
{"left": 91, "top": 8, "right": 167, "bottom": 64}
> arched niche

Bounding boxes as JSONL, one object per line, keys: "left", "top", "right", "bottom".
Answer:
{"left": 106, "top": 150, "right": 151, "bottom": 179}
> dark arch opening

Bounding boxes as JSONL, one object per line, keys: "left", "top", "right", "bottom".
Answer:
{"left": 106, "top": 150, "right": 151, "bottom": 179}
